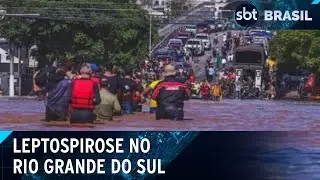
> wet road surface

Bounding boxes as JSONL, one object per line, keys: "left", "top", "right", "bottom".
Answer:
{"left": 0, "top": 98, "right": 318, "bottom": 131}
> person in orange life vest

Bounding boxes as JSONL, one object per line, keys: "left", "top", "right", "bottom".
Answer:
{"left": 200, "top": 79, "right": 210, "bottom": 100}
{"left": 68, "top": 63, "right": 101, "bottom": 123}
{"left": 90, "top": 63, "right": 101, "bottom": 86}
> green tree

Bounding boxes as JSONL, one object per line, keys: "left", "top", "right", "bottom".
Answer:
{"left": 0, "top": 0, "right": 159, "bottom": 69}
{"left": 269, "top": 30, "right": 320, "bottom": 74}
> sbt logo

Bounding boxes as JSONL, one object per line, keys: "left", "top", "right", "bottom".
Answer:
{"left": 235, "top": 4, "right": 259, "bottom": 27}
{"left": 236, "top": 6, "right": 258, "bottom": 21}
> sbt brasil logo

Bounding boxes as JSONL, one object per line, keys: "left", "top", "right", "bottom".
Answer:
{"left": 235, "top": 4, "right": 312, "bottom": 27}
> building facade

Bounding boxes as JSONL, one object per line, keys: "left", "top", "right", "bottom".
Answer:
{"left": 0, "top": 41, "right": 38, "bottom": 95}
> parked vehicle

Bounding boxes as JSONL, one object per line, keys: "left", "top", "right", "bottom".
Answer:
{"left": 185, "top": 39, "right": 205, "bottom": 56}
{"left": 175, "top": 36, "right": 188, "bottom": 46}
{"left": 185, "top": 25, "right": 197, "bottom": 36}
{"left": 153, "top": 48, "right": 177, "bottom": 61}
{"left": 234, "top": 45, "right": 267, "bottom": 95}
{"left": 167, "top": 39, "right": 184, "bottom": 48}
{"left": 204, "top": 19, "right": 216, "bottom": 32}
{"left": 177, "top": 31, "right": 192, "bottom": 39}
{"left": 195, "top": 33, "right": 211, "bottom": 50}
{"left": 155, "top": 54, "right": 174, "bottom": 61}
{"left": 196, "top": 22, "right": 210, "bottom": 34}
{"left": 167, "top": 47, "right": 184, "bottom": 62}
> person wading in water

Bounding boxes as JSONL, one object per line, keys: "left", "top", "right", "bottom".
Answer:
{"left": 151, "top": 65, "right": 191, "bottom": 120}
{"left": 69, "top": 63, "right": 101, "bottom": 123}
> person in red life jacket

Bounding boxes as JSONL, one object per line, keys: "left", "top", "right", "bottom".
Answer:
{"left": 68, "top": 63, "right": 101, "bottom": 123}
{"left": 200, "top": 79, "right": 210, "bottom": 100}
{"left": 188, "top": 74, "right": 196, "bottom": 84}
{"left": 90, "top": 63, "right": 101, "bottom": 87}
{"left": 133, "top": 78, "right": 144, "bottom": 112}
{"left": 151, "top": 65, "right": 191, "bottom": 120}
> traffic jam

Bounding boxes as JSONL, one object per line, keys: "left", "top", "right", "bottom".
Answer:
{"left": 152, "top": 18, "right": 320, "bottom": 100}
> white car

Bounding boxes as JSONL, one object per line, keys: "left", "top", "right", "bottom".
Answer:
{"left": 185, "top": 25, "right": 197, "bottom": 35}
{"left": 185, "top": 39, "right": 205, "bottom": 55}
{"left": 195, "top": 33, "right": 211, "bottom": 50}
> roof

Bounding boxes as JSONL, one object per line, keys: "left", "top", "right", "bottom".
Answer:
{"left": 195, "top": 33, "right": 209, "bottom": 36}
{"left": 169, "top": 39, "right": 183, "bottom": 43}
{"left": 234, "top": 45, "right": 265, "bottom": 53}
{"left": 187, "top": 39, "right": 201, "bottom": 42}
{"left": 156, "top": 48, "right": 169, "bottom": 53}
{"left": 178, "top": 32, "right": 190, "bottom": 35}
{"left": 176, "top": 36, "right": 188, "bottom": 39}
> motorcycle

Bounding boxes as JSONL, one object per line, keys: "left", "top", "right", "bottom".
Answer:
{"left": 241, "top": 85, "right": 259, "bottom": 99}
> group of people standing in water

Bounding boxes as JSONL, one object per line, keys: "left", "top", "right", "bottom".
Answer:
{"left": 33, "top": 61, "right": 191, "bottom": 124}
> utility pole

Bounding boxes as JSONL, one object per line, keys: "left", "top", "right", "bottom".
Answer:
{"left": 18, "top": 47, "right": 21, "bottom": 96}
{"left": 169, "top": 0, "right": 172, "bottom": 23}
{"left": 149, "top": 0, "right": 153, "bottom": 59}
{"left": 9, "top": 43, "right": 14, "bottom": 97}
{"left": 149, "top": 13, "right": 152, "bottom": 58}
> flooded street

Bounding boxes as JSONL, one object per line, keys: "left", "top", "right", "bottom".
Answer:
{"left": 0, "top": 98, "right": 318, "bottom": 131}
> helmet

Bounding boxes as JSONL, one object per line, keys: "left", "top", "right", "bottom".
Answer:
{"left": 90, "top": 63, "right": 99, "bottom": 72}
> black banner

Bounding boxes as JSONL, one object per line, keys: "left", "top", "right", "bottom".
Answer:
{"left": 0, "top": 131, "right": 318, "bottom": 180}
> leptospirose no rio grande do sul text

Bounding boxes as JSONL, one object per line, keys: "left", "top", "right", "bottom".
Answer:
{"left": 12, "top": 138, "right": 165, "bottom": 175}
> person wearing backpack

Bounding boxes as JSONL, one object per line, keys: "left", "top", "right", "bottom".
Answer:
{"left": 34, "top": 66, "right": 58, "bottom": 92}
{"left": 44, "top": 61, "right": 74, "bottom": 122}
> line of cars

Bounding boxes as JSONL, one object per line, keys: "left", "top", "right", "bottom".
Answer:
{"left": 153, "top": 22, "right": 214, "bottom": 62}
{"left": 152, "top": 18, "right": 236, "bottom": 68}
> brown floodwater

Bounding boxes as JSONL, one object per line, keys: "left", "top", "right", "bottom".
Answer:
{"left": 0, "top": 98, "right": 318, "bottom": 131}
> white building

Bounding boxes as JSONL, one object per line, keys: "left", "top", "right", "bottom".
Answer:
{"left": 153, "top": 0, "right": 169, "bottom": 7}
{"left": 0, "top": 44, "right": 38, "bottom": 68}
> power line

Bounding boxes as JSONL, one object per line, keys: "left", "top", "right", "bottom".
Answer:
{"left": 1, "top": 0, "right": 137, "bottom": 5}
{"left": 5, "top": 6, "right": 217, "bottom": 13}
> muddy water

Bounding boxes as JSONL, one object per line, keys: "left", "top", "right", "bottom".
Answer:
{"left": 0, "top": 99, "right": 319, "bottom": 179}
{"left": 0, "top": 98, "right": 318, "bottom": 131}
